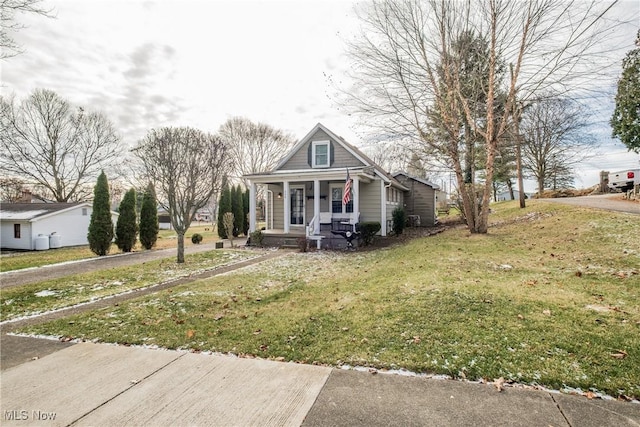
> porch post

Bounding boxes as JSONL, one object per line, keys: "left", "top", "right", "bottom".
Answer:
{"left": 352, "top": 176, "right": 359, "bottom": 224}
{"left": 380, "top": 180, "right": 387, "bottom": 236}
{"left": 283, "top": 181, "right": 290, "bottom": 233}
{"left": 313, "top": 179, "right": 320, "bottom": 234}
{"left": 249, "top": 181, "right": 257, "bottom": 233}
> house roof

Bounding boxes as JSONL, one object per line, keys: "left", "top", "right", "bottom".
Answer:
{"left": 0, "top": 202, "right": 92, "bottom": 222}
{"left": 261, "top": 123, "right": 407, "bottom": 189}
{"left": 392, "top": 172, "right": 441, "bottom": 190}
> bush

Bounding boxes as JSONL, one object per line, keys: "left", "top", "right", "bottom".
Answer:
{"left": 392, "top": 207, "right": 406, "bottom": 235}
{"left": 191, "top": 233, "right": 203, "bottom": 244}
{"left": 357, "top": 221, "right": 381, "bottom": 246}
{"left": 249, "top": 230, "right": 264, "bottom": 247}
{"left": 297, "top": 237, "right": 309, "bottom": 252}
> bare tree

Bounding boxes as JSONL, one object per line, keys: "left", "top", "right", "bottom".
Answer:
{"left": 0, "top": 89, "right": 122, "bottom": 202}
{"left": 346, "top": 0, "right": 619, "bottom": 233}
{"left": 133, "top": 127, "right": 229, "bottom": 263}
{"left": 219, "top": 117, "right": 296, "bottom": 181}
{"left": 1, "top": 0, "right": 53, "bottom": 59}
{"left": 0, "top": 176, "right": 27, "bottom": 202}
{"left": 521, "top": 96, "right": 593, "bottom": 195}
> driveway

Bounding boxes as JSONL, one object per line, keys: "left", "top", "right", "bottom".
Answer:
{"left": 540, "top": 194, "right": 640, "bottom": 215}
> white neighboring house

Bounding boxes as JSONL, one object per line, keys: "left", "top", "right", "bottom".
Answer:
{"left": 0, "top": 203, "right": 119, "bottom": 250}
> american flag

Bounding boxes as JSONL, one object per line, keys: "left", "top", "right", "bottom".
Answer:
{"left": 343, "top": 169, "right": 352, "bottom": 205}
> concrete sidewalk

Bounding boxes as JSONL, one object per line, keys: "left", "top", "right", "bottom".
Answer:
{"left": 1, "top": 342, "right": 639, "bottom": 426}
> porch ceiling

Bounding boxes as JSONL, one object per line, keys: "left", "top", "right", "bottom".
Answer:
{"left": 245, "top": 167, "right": 375, "bottom": 184}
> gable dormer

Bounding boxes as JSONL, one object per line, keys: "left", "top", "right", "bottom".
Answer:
{"left": 274, "top": 124, "right": 367, "bottom": 171}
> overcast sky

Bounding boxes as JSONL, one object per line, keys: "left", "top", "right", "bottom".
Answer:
{"left": 2, "top": 0, "right": 639, "bottom": 191}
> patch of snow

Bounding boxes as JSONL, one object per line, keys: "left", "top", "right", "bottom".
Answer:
{"left": 35, "top": 290, "right": 57, "bottom": 297}
{"left": 175, "top": 291, "right": 195, "bottom": 297}
{"left": 585, "top": 304, "right": 612, "bottom": 312}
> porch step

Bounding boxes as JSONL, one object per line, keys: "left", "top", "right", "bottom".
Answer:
{"left": 281, "top": 238, "right": 301, "bottom": 248}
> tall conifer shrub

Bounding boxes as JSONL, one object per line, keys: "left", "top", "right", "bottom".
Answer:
{"left": 88, "top": 171, "right": 114, "bottom": 256}
{"left": 115, "top": 188, "right": 138, "bottom": 252}
{"left": 139, "top": 184, "right": 159, "bottom": 250}
{"left": 217, "top": 178, "right": 232, "bottom": 239}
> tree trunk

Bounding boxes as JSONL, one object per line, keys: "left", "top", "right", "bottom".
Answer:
{"left": 177, "top": 232, "right": 185, "bottom": 264}
{"left": 507, "top": 178, "right": 515, "bottom": 200}
{"left": 537, "top": 175, "right": 545, "bottom": 197}
{"left": 513, "top": 104, "right": 526, "bottom": 208}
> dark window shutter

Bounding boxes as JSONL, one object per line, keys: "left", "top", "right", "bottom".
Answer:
{"left": 307, "top": 143, "right": 312, "bottom": 166}
{"left": 330, "top": 141, "right": 335, "bottom": 166}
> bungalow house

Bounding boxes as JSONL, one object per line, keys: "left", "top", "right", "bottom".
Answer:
{"left": 244, "top": 123, "right": 412, "bottom": 248}
{"left": 0, "top": 202, "right": 119, "bottom": 250}
{"left": 392, "top": 172, "right": 440, "bottom": 227}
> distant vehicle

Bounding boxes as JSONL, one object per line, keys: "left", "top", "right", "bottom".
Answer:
{"left": 608, "top": 169, "right": 640, "bottom": 192}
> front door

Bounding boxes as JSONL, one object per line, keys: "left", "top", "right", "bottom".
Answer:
{"left": 290, "top": 187, "right": 305, "bottom": 226}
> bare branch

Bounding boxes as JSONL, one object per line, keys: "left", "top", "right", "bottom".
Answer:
{"left": 0, "top": 89, "right": 123, "bottom": 201}
{"left": 133, "top": 127, "right": 229, "bottom": 263}
{"left": 1, "top": 0, "right": 54, "bottom": 59}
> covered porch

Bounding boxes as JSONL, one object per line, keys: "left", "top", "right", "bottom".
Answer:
{"left": 245, "top": 167, "right": 388, "bottom": 248}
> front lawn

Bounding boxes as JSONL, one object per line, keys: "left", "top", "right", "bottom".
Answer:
{"left": 17, "top": 201, "right": 640, "bottom": 399}
{"left": 1, "top": 250, "right": 258, "bottom": 322}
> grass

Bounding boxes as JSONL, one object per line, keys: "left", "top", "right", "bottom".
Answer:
{"left": 1, "top": 249, "right": 258, "bottom": 322}
{"left": 14, "top": 201, "right": 640, "bottom": 399}
{"left": 0, "top": 224, "right": 220, "bottom": 272}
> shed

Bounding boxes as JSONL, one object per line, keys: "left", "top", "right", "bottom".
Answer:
{"left": 392, "top": 172, "right": 440, "bottom": 227}
{"left": 0, "top": 203, "right": 119, "bottom": 250}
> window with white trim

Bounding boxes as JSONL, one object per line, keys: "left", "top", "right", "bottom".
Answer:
{"left": 331, "top": 185, "right": 353, "bottom": 214}
{"left": 312, "top": 140, "right": 330, "bottom": 168}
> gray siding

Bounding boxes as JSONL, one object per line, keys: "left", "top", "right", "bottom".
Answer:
{"left": 358, "top": 179, "right": 382, "bottom": 231}
{"left": 268, "top": 184, "right": 285, "bottom": 229}
{"left": 278, "top": 129, "right": 366, "bottom": 171}
{"left": 395, "top": 174, "right": 437, "bottom": 226}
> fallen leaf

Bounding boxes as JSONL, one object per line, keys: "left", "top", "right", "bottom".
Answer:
{"left": 186, "top": 329, "right": 195, "bottom": 339}
{"left": 610, "top": 350, "right": 627, "bottom": 359}
{"left": 543, "top": 309, "right": 552, "bottom": 316}
{"left": 214, "top": 313, "right": 225, "bottom": 321}
{"left": 275, "top": 356, "right": 285, "bottom": 362}
{"left": 494, "top": 377, "right": 505, "bottom": 392}
{"left": 412, "top": 336, "right": 421, "bottom": 344}
{"left": 586, "top": 391, "right": 596, "bottom": 400}
{"left": 517, "top": 314, "right": 524, "bottom": 320}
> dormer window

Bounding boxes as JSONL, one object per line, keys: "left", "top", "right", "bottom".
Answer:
{"left": 312, "top": 140, "right": 330, "bottom": 168}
